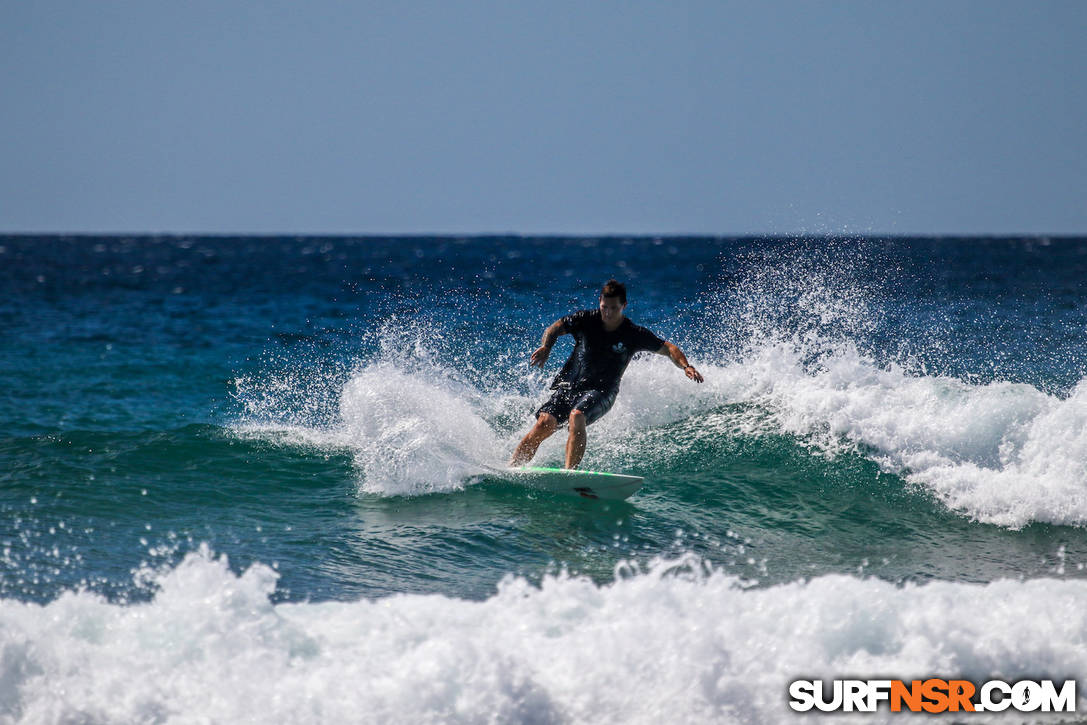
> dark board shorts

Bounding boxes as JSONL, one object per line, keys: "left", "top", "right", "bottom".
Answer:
{"left": 535, "top": 387, "right": 617, "bottom": 427}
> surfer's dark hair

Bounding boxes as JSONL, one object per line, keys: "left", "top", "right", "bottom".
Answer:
{"left": 601, "top": 279, "right": 626, "bottom": 304}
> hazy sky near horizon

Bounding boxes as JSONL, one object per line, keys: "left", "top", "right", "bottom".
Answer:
{"left": 2, "top": 1, "right": 1084, "bottom": 235}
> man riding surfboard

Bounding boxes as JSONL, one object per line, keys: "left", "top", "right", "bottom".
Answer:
{"left": 510, "top": 279, "right": 703, "bottom": 469}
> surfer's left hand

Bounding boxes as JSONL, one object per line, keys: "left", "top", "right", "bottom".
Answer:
{"left": 685, "top": 365, "right": 704, "bottom": 383}
{"left": 530, "top": 345, "right": 551, "bottom": 368}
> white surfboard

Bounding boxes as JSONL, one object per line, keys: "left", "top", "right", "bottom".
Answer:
{"left": 488, "top": 466, "right": 644, "bottom": 500}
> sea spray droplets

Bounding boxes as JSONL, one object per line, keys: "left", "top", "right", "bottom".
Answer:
{"left": 337, "top": 363, "right": 507, "bottom": 495}
{"left": 232, "top": 311, "right": 548, "bottom": 493}
{"left": 689, "top": 240, "right": 1087, "bottom": 528}
{"left": 704, "top": 238, "right": 890, "bottom": 366}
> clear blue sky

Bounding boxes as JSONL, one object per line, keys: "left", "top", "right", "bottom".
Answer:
{"left": 2, "top": 1, "right": 1084, "bottom": 235}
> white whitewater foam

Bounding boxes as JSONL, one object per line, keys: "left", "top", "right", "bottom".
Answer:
{"left": 237, "top": 358, "right": 533, "bottom": 495}
{"left": 2, "top": 548, "right": 1085, "bottom": 724}
{"left": 611, "top": 341, "right": 1087, "bottom": 528}
{"left": 337, "top": 362, "right": 510, "bottom": 495}
{"left": 725, "top": 341, "right": 1087, "bottom": 528}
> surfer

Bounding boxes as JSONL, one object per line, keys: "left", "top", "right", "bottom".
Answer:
{"left": 510, "top": 279, "right": 703, "bottom": 469}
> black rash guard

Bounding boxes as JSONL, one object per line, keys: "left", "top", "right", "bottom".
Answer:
{"left": 550, "top": 309, "right": 665, "bottom": 395}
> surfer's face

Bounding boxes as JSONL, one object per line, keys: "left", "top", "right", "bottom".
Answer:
{"left": 599, "top": 295, "right": 626, "bottom": 327}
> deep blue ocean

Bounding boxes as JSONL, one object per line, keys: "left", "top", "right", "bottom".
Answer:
{"left": 3, "top": 235, "right": 1087, "bottom": 723}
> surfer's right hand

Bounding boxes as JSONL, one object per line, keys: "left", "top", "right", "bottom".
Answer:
{"left": 530, "top": 346, "right": 551, "bottom": 367}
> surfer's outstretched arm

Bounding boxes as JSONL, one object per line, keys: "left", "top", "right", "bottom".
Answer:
{"left": 530, "top": 319, "right": 566, "bottom": 368}
{"left": 658, "top": 341, "right": 704, "bottom": 383}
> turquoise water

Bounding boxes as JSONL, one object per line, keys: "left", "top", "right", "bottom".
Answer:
{"left": 3, "top": 236, "right": 1087, "bottom": 722}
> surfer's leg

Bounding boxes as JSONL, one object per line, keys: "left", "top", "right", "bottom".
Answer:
{"left": 510, "top": 413, "right": 559, "bottom": 465}
{"left": 578, "top": 389, "right": 617, "bottom": 426}
{"left": 565, "top": 409, "right": 587, "bottom": 469}
{"left": 562, "top": 390, "right": 614, "bottom": 469}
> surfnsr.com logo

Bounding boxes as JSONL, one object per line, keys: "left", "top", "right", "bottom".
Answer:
{"left": 789, "top": 679, "right": 1077, "bottom": 714}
